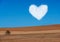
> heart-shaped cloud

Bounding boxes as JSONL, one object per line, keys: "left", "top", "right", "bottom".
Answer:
{"left": 29, "top": 4, "right": 48, "bottom": 20}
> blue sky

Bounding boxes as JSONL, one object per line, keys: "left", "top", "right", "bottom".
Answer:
{"left": 0, "top": 0, "right": 60, "bottom": 27}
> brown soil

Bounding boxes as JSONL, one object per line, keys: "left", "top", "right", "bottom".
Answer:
{"left": 0, "top": 24, "right": 60, "bottom": 31}
{"left": 0, "top": 33, "right": 60, "bottom": 42}
{"left": 0, "top": 24, "right": 60, "bottom": 42}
